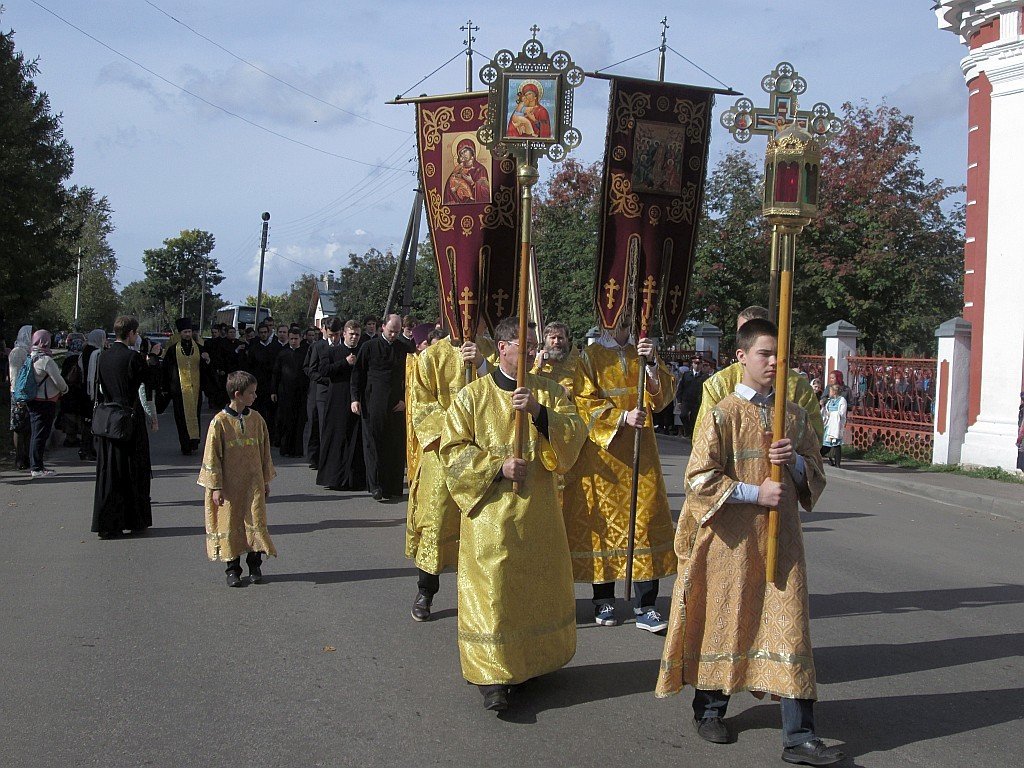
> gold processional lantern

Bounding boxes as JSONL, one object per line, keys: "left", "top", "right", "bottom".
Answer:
{"left": 763, "top": 122, "right": 821, "bottom": 229}
{"left": 720, "top": 62, "right": 840, "bottom": 585}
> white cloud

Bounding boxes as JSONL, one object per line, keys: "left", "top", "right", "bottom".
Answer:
{"left": 354, "top": 228, "right": 367, "bottom": 236}
{"left": 886, "top": 66, "right": 966, "bottom": 128}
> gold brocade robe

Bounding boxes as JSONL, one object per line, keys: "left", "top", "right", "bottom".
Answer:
{"left": 175, "top": 342, "right": 202, "bottom": 440}
{"left": 656, "top": 394, "right": 825, "bottom": 701}
{"left": 405, "top": 355, "right": 421, "bottom": 489}
{"left": 562, "top": 342, "right": 678, "bottom": 583}
{"left": 532, "top": 347, "right": 582, "bottom": 401}
{"left": 197, "top": 409, "right": 278, "bottom": 561}
{"left": 696, "top": 362, "right": 825, "bottom": 444}
{"left": 440, "top": 372, "right": 586, "bottom": 685}
{"left": 405, "top": 337, "right": 496, "bottom": 575}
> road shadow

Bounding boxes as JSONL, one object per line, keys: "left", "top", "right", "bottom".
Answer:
{"left": 143, "top": 526, "right": 204, "bottom": 538}
{"left": 497, "top": 659, "right": 661, "bottom": 723}
{"left": 815, "top": 632, "right": 1024, "bottom": 684}
{"left": 270, "top": 517, "right": 405, "bottom": 534}
{"left": 733, "top": 688, "right": 1024, "bottom": 762}
{"left": 270, "top": 566, "right": 416, "bottom": 585}
{"left": 809, "top": 583, "right": 1024, "bottom": 618}
{"left": 801, "top": 511, "right": 873, "bottom": 522}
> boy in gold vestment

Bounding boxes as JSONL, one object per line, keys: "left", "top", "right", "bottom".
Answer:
{"left": 198, "top": 371, "right": 277, "bottom": 588}
{"left": 656, "top": 319, "right": 842, "bottom": 766}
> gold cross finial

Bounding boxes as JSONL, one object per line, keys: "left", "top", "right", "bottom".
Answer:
{"left": 660, "top": 16, "right": 669, "bottom": 45}
{"left": 530, "top": 24, "right": 541, "bottom": 40}
{"left": 461, "top": 19, "right": 479, "bottom": 48}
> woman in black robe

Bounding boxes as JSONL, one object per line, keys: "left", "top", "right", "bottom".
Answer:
{"left": 271, "top": 329, "right": 309, "bottom": 457}
{"left": 91, "top": 317, "right": 153, "bottom": 539}
{"left": 315, "top": 322, "right": 365, "bottom": 491}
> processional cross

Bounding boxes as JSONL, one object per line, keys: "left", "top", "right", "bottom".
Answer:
{"left": 491, "top": 287, "right": 509, "bottom": 316}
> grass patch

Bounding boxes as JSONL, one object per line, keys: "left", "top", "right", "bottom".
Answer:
{"left": 840, "top": 443, "right": 1024, "bottom": 484}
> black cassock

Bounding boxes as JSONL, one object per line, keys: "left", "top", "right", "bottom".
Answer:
{"left": 162, "top": 339, "right": 209, "bottom": 454}
{"left": 92, "top": 342, "right": 152, "bottom": 535}
{"left": 316, "top": 342, "right": 365, "bottom": 490}
{"left": 245, "top": 339, "right": 281, "bottom": 442}
{"left": 351, "top": 334, "right": 413, "bottom": 498}
{"left": 303, "top": 339, "right": 330, "bottom": 467}
{"left": 272, "top": 344, "right": 308, "bottom": 457}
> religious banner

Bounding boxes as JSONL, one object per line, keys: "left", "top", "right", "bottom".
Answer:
{"left": 595, "top": 77, "right": 715, "bottom": 335}
{"left": 416, "top": 93, "right": 518, "bottom": 339}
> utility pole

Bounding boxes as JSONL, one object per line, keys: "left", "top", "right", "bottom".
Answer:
{"left": 255, "top": 212, "right": 270, "bottom": 325}
{"left": 73, "top": 247, "right": 82, "bottom": 331}
{"left": 199, "top": 264, "right": 207, "bottom": 333}
{"left": 658, "top": 16, "right": 669, "bottom": 82}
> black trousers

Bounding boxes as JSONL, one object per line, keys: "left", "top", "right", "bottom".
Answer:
{"left": 171, "top": 392, "right": 200, "bottom": 453}
{"left": 28, "top": 400, "right": 57, "bottom": 471}
{"left": 225, "top": 551, "right": 263, "bottom": 576}
{"left": 417, "top": 568, "right": 440, "bottom": 597}
{"left": 593, "top": 580, "right": 659, "bottom": 611}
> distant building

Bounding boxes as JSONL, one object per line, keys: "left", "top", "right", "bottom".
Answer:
{"left": 311, "top": 272, "right": 341, "bottom": 328}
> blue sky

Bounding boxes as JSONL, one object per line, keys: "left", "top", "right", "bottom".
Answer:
{"left": 8, "top": 1, "right": 968, "bottom": 304}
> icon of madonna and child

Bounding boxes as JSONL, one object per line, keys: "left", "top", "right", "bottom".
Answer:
{"left": 504, "top": 78, "right": 556, "bottom": 139}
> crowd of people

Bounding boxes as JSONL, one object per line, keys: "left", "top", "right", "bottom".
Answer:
{"left": 3, "top": 304, "right": 846, "bottom": 765}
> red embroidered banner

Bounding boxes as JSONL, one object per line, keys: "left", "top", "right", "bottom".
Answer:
{"left": 416, "top": 94, "right": 518, "bottom": 339}
{"left": 595, "top": 78, "right": 714, "bottom": 335}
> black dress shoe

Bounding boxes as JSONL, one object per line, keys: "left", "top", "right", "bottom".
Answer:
{"left": 694, "top": 716, "right": 732, "bottom": 744}
{"left": 411, "top": 593, "right": 432, "bottom": 622}
{"left": 97, "top": 531, "right": 120, "bottom": 540}
{"left": 371, "top": 489, "right": 383, "bottom": 501}
{"left": 782, "top": 738, "right": 844, "bottom": 765}
{"left": 249, "top": 568, "right": 263, "bottom": 584}
{"left": 480, "top": 685, "right": 509, "bottom": 712}
{"left": 226, "top": 572, "right": 243, "bottom": 588}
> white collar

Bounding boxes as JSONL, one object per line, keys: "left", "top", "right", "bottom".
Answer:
{"left": 734, "top": 382, "right": 774, "bottom": 405}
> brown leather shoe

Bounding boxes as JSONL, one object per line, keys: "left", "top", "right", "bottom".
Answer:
{"left": 411, "top": 593, "right": 431, "bottom": 622}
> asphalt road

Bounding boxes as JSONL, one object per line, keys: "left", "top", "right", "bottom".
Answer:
{"left": 1, "top": 414, "right": 1021, "bottom": 768}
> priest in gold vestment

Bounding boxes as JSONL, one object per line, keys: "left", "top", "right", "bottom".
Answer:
{"left": 656, "top": 318, "right": 843, "bottom": 766}
{"left": 561, "top": 321, "right": 677, "bottom": 632}
{"left": 696, "top": 306, "right": 824, "bottom": 443}
{"left": 439, "top": 318, "right": 586, "bottom": 712}
{"left": 405, "top": 332, "right": 495, "bottom": 622}
{"left": 532, "top": 321, "right": 582, "bottom": 400}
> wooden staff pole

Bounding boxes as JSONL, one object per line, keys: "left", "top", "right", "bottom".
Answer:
{"left": 624, "top": 341, "right": 648, "bottom": 602}
{"left": 513, "top": 154, "right": 539, "bottom": 494}
{"left": 766, "top": 227, "right": 796, "bottom": 584}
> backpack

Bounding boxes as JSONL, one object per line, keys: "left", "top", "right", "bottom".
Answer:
{"left": 13, "top": 356, "right": 39, "bottom": 403}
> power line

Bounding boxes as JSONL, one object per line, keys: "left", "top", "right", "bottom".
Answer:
{"left": 142, "top": 0, "right": 411, "bottom": 135}
{"left": 29, "top": 0, "right": 410, "bottom": 170}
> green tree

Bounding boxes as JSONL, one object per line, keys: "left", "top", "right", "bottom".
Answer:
{"left": 800, "top": 100, "right": 964, "bottom": 354}
{"left": 245, "top": 272, "right": 319, "bottom": 326}
{"left": 687, "top": 149, "right": 771, "bottom": 352}
{"left": 405, "top": 240, "right": 440, "bottom": 325}
{"left": 38, "top": 187, "right": 119, "bottom": 331}
{"left": 0, "top": 20, "right": 78, "bottom": 337}
{"left": 119, "top": 279, "right": 165, "bottom": 332}
{"left": 532, "top": 158, "right": 602, "bottom": 341}
{"left": 332, "top": 247, "right": 398, "bottom": 322}
{"left": 142, "top": 229, "right": 224, "bottom": 325}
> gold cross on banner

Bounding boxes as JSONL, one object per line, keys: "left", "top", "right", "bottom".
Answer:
{"left": 491, "top": 287, "right": 509, "bottom": 316}
{"left": 459, "top": 286, "right": 478, "bottom": 332}
{"left": 640, "top": 275, "right": 657, "bottom": 326}
{"left": 604, "top": 278, "right": 620, "bottom": 310}
{"left": 668, "top": 284, "right": 682, "bottom": 315}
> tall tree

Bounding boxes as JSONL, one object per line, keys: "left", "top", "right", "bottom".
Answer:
{"left": 532, "top": 158, "right": 602, "bottom": 341}
{"left": 38, "top": 187, "right": 119, "bottom": 332}
{"left": 142, "top": 229, "right": 224, "bottom": 325}
{"left": 119, "top": 279, "right": 164, "bottom": 332}
{"left": 800, "top": 100, "right": 964, "bottom": 354}
{"left": 332, "top": 247, "right": 397, "bottom": 322}
{"left": 0, "top": 20, "right": 77, "bottom": 337}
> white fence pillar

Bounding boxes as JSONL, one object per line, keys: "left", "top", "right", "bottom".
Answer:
{"left": 933, "top": 317, "right": 972, "bottom": 465}
{"left": 693, "top": 322, "right": 722, "bottom": 363}
{"left": 823, "top": 320, "right": 859, "bottom": 382}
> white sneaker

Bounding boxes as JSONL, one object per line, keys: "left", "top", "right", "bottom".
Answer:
{"left": 30, "top": 469, "right": 56, "bottom": 479}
